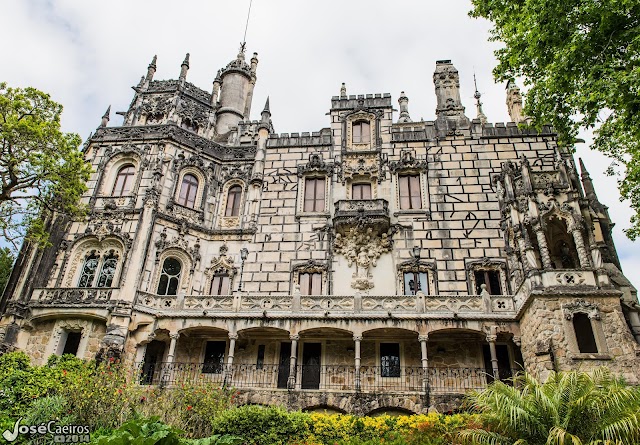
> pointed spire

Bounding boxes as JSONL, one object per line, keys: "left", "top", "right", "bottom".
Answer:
{"left": 340, "top": 82, "right": 347, "bottom": 98}
{"left": 397, "top": 91, "right": 412, "bottom": 123}
{"left": 473, "top": 73, "right": 487, "bottom": 124}
{"left": 100, "top": 105, "right": 111, "bottom": 128}
{"left": 262, "top": 96, "right": 270, "bottom": 114}
{"left": 258, "top": 97, "right": 272, "bottom": 132}
{"left": 179, "top": 53, "right": 190, "bottom": 81}
{"left": 579, "top": 158, "right": 599, "bottom": 203}
{"left": 145, "top": 55, "right": 157, "bottom": 83}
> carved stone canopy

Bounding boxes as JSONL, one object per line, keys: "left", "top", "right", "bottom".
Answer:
{"left": 297, "top": 153, "right": 334, "bottom": 177}
{"left": 389, "top": 150, "right": 428, "bottom": 173}
{"left": 205, "top": 244, "right": 237, "bottom": 278}
{"left": 563, "top": 299, "right": 600, "bottom": 320}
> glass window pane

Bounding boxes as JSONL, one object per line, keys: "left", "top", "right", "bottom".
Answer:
{"left": 409, "top": 175, "right": 421, "bottom": 209}
{"left": 314, "top": 179, "right": 325, "bottom": 209}
{"left": 78, "top": 256, "right": 99, "bottom": 288}
{"left": 488, "top": 271, "right": 502, "bottom": 295}
{"left": 158, "top": 258, "right": 182, "bottom": 295}
{"left": 167, "top": 277, "right": 178, "bottom": 295}
{"left": 474, "top": 271, "right": 486, "bottom": 295}
{"left": 353, "top": 123, "right": 361, "bottom": 143}
{"left": 361, "top": 122, "right": 370, "bottom": 143}
{"left": 157, "top": 275, "right": 168, "bottom": 295}
{"left": 311, "top": 273, "right": 322, "bottom": 295}
{"left": 97, "top": 256, "right": 118, "bottom": 288}
{"left": 299, "top": 273, "right": 310, "bottom": 295}
{"left": 418, "top": 272, "right": 428, "bottom": 294}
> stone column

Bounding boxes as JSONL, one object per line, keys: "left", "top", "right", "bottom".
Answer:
{"left": 353, "top": 335, "right": 362, "bottom": 391}
{"left": 288, "top": 334, "right": 299, "bottom": 390}
{"left": 162, "top": 333, "right": 180, "bottom": 385}
{"left": 627, "top": 310, "right": 640, "bottom": 343}
{"left": 225, "top": 333, "right": 238, "bottom": 386}
{"left": 486, "top": 332, "right": 500, "bottom": 381}
{"left": 571, "top": 227, "right": 591, "bottom": 269}
{"left": 418, "top": 335, "right": 430, "bottom": 394}
{"left": 534, "top": 227, "right": 553, "bottom": 270}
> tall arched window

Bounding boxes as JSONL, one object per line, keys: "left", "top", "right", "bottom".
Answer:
{"left": 78, "top": 252, "right": 100, "bottom": 288}
{"left": 352, "top": 120, "right": 371, "bottom": 144}
{"left": 225, "top": 185, "right": 242, "bottom": 217}
{"left": 157, "top": 258, "right": 182, "bottom": 296}
{"left": 112, "top": 165, "right": 136, "bottom": 196}
{"left": 96, "top": 251, "right": 118, "bottom": 288}
{"left": 178, "top": 174, "right": 199, "bottom": 208}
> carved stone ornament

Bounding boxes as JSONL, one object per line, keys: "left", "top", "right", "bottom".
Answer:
{"left": 176, "top": 98, "right": 210, "bottom": 128}
{"left": 334, "top": 226, "right": 392, "bottom": 290}
{"left": 297, "top": 153, "right": 334, "bottom": 177}
{"left": 563, "top": 299, "right": 600, "bottom": 320}
{"left": 96, "top": 323, "right": 127, "bottom": 363}
{"left": 154, "top": 227, "right": 201, "bottom": 265}
{"left": 204, "top": 244, "right": 237, "bottom": 278}
{"left": 220, "top": 163, "right": 252, "bottom": 183}
{"left": 388, "top": 150, "right": 428, "bottom": 173}
{"left": 339, "top": 154, "right": 380, "bottom": 183}
{"left": 140, "top": 94, "right": 173, "bottom": 120}
{"left": 84, "top": 210, "right": 133, "bottom": 249}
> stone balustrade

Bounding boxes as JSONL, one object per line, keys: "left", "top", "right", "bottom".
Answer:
{"left": 31, "top": 288, "right": 116, "bottom": 306}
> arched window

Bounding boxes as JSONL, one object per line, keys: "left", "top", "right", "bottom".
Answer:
{"left": 225, "top": 185, "right": 242, "bottom": 217}
{"left": 178, "top": 174, "right": 199, "bottom": 208}
{"left": 573, "top": 313, "right": 598, "bottom": 353}
{"left": 210, "top": 272, "right": 230, "bottom": 296}
{"left": 112, "top": 165, "right": 136, "bottom": 196}
{"left": 352, "top": 120, "right": 371, "bottom": 144}
{"left": 157, "top": 258, "right": 182, "bottom": 296}
{"left": 78, "top": 252, "right": 100, "bottom": 288}
{"left": 96, "top": 251, "right": 118, "bottom": 288}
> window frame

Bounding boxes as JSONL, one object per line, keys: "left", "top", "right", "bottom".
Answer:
{"left": 352, "top": 120, "right": 371, "bottom": 144}
{"left": 177, "top": 173, "right": 199, "bottom": 208}
{"left": 380, "top": 343, "right": 401, "bottom": 378}
{"left": 398, "top": 174, "right": 422, "bottom": 210}
{"left": 303, "top": 177, "right": 326, "bottom": 212}
{"left": 299, "top": 272, "right": 322, "bottom": 295}
{"left": 111, "top": 164, "right": 136, "bottom": 197}
{"left": 352, "top": 183, "right": 372, "bottom": 200}
{"left": 157, "top": 257, "right": 183, "bottom": 296}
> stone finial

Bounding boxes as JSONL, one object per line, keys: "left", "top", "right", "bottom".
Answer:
{"left": 261, "top": 96, "right": 271, "bottom": 121}
{"left": 473, "top": 74, "right": 487, "bottom": 124}
{"left": 145, "top": 55, "right": 157, "bottom": 83}
{"left": 340, "top": 82, "right": 347, "bottom": 98}
{"left": 211, "top": 78, "right": 221, "bottom": 105}
{"left": 579, "top": 158, "right": 599, "bottom": 203}
{"left": 506, "top": 80, "right": 525, "bottom": 123}
{"left": 100, "top": 105, "right": 110, "bottom": 128}
{"left": 397, "top": 91, "right": 412, "bottom": 123}
{"left": 433, "top": 60, "right": 470, "bottom": 130}
{"left": 179, "top": 53, "right": 190, "bottom": 81}
{"left": 250, "top": 52, "right": 258, "bottom": 74}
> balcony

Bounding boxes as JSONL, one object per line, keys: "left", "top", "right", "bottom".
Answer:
{"left": 333, "top": 199, "right": 390, "bottom": 235}
{"left": 135, "top": 362, "right": 507, "bottom": 395}
{"left": 31, "top": 288, "right": 116, "bottom": 306}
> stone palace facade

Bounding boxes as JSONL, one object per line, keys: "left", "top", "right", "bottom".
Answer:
{"left": 2, "top": 48, "right": 640, "bottom": 414}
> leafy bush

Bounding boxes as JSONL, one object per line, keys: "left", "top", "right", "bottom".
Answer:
{"left": 211, "top": 406, "right": 310, "bottom": 445}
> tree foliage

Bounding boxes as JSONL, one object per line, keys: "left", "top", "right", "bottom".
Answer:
{"left": 0, "top": 82, "right": 91, "bottom": 249}
{"left": 459, "top": 369, "right": 640, "bottom": 444}
{"left": 469, "top": 0, "right": 640, "bottom": 238}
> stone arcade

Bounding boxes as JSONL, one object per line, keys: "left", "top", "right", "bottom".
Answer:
{"left": 2, "top": 49, "right": 640, "bottom": 414}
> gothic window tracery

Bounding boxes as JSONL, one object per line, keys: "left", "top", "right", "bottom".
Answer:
{"left": 112, "top": 165, "right": 136, "bottom": 196}
{"left": 96, "top": 251, "right": 119, "bottom": 288}
{"left": 78, "top": 252, "right": 99, "bottom": 288}
{"left": 157, "top": 257, "right": 182, "bottom": 296}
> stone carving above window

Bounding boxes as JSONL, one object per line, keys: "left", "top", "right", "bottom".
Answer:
{"left": 338, "top": 153, "right": 381, "bottom": 184}
{"left": 563, "top": 299, "right": 600, "bottom": 320}
{"left": 297, "top": 153, "right": 334, "bottom": 177}
{"left": 154, "top": 227, "right": 201, "bottom": 266}
{"left": 204, "top": 244, "right": 237, "bottom": 279}
{"left": 334, "top": 226, "right": 393, "bottom": 290}
{"left": 176, "top": 98, "right": 209, "bottom": 129}
{"left": 140, "top": 94, "right": 173, "bottom": 121}
{"left": 388, "top": 150, "right": 428, "bottom": 173}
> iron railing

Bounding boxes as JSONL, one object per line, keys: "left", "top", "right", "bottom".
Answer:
{"left": 135, "top": 362, "right": 514, "bottom": 394}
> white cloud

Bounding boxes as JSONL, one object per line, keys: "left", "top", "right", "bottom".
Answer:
{"left": 2, "top": 0, "right": 637, "bottom": 289}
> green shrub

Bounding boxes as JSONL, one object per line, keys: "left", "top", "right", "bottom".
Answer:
{"left": 92, "top": 417, "right": 183, "bottom": 445}
{"left": 24, "top": 395, "right": 75, "bottom": 426}
{"left": 211, "top": 406, "right": 310, "bottom": 445}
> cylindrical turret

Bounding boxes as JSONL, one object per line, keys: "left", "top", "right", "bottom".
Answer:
{"left": 215, "top": 47, "right": 258, "bottom": 135}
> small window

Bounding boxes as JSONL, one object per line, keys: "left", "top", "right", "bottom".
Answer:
{"left": 352, "top": 120, "right": 371, "bottom": 144}
{"left": 210, "top": 273, "right": 230, "bottom": 296}
{"left": 202, "top": 341, "right": 226, "bottom": 374}
{"left": 62, "top": 332, "right": 82, "bottom": 356}
{"left": 112, "top": 165, "right": 136, "bottom": 196}
{"left": 177, "top": 174, "right": 199, "bottom": 208}
{"left": 398, "top": 175, "right": 421, "bottom": 210}
{"left": 78, "top": 252, "right": 99, "bottom": 288}
{"left": 303, "top": 178, "right": 325, "bottom": 212}
{"left": 225, "top": 185, "right": 242, "bottom": 217}
{"left": 474, "top": 270, "right": 502, "bottom": 295}
{"left": 299, "top": 272, "right": 322, "bottom": 295}
{"left": 403, "top": 271, "right": 428, "bottom": 295}
{"left": 380, "top": 343, "right": 400, "bottom": 377}
{"left": 573, "top": 313, "right": 598, "bottom": 353}
{"left": 157, "top": 258, "right": 182, "bottom": 296}
{"left": 352, "top": 183, "right": 372, "bottom": 200}
{"left": 96, "top": 252, "right": 118, "bottom": 288}
{"left": 256, "top": 344, "right": 266, "bottom": 370}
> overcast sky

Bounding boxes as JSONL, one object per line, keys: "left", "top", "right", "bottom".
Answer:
{"left": 3, "top": 0, "right": 638, "bottom": 290}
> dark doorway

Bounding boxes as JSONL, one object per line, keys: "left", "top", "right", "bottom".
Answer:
{"left": 202, "top": 341, "right": 226, "bottom": 374}
{"left": 62, "top": 332, "right": 82, "bottom": 356}
{"left": 141, "top": 340, "right": 166, "bottom": 384}
{"left": 277, "top": 342, "right": 291, "bottom": 389}
{"left": 301, "top": 343, "right": 321, "bottom": 389}
{"left": 483, "top": 344, "right": 513, "bottom": 383}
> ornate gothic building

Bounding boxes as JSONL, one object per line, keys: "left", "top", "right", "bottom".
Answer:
{"left": 2, "top": 49, "right": 639, "bottom": 414}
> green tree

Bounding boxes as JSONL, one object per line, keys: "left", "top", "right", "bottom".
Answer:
{"left": 458, "top": 369, "right": 640, "bottom": 445}
{"left": 0, "top": 247, "right": 13, "bottom": 295}
{"left": 469, "top": 0, "right": 640, "bottom": 238}
{"left": 0, "top": 82, "right": 91, "bottom": 249}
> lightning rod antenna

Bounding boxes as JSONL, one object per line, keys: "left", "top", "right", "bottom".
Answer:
{"left": 242, "top": 0, "right": 253, "bottom": 46}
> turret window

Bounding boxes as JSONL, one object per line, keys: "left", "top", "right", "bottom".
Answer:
{"left": 352, "top": 183, "right": 372, "bottom": 200}
{"left": 225, "top": 185, "right": 242, "bottom": 217}
{"left": 352, "top": 120, "right": 371, "bottom": 144}
{"left": 178, "top": 174, "right": 199, "bottom": 208}
{"left": 303, "top": 178, "right": 325, "bottom": 212}
{"left": 112, "top": 165, "right": 136, "bottom": 196}
{"left": 157, "top": 258, "right": 182, "bottom": 296}
{"left": 398, "top": 175, "right": 421, "bottom": 210}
